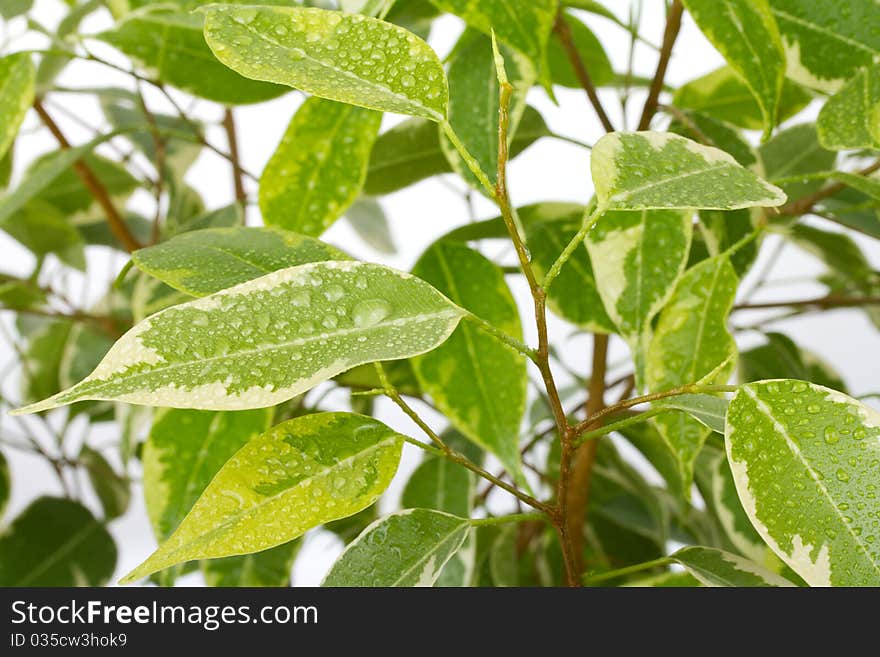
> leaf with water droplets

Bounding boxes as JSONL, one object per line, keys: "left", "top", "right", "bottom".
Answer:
{"left": 260, "top": 97, "right": 381, "bottom": 236}
{"left": 817, "top": 63, "right": 880, "bottom": 150}
{"left": 0, "top": 53, "right": 34, "bottom": 162}
{"left": 98, "top": 8, "right": 285, "bottom": 104}
{"left": 12, "top": 261, "right": 465, "bottom": 414}
{"left": 671, "top": 546, "right": 795, "bottom": 587}
{"left": 428, "top": 0, "right": 557, "bottom": 84}
{"left": 122, "top": 412, "right": 403, "bottom": 583}
{"left": 411, "top": 241, "right": 527, "bottom": 484}
{"left": 0, "top": 497, "right": 117, "bottom": 586}
{"left": 132, "top": 226, "right": 348, "bottom": 298}
{"left": 768, "top": 0, "right": 880, "bottom": 92}
{"left": 725, "top": 379, "right": 880, "bottom": 586}
{"left": 591, "top": 132, "right": 787, "bottom": 211}
{"left": 402, "top": 456, "right": 475, "bottom": 586}
{"left": 646, "top": 256, "right": 739, "bottom": 492}
{"left": 322, "top": 509, "right": 470, "bottom": 586}
{"left": 681, "top": 0, "right": 785, "bottom": 137}
{"left": 586, "top": 209, "right": 693, "bottom": 345}
{"left": 202, "top": 5, "right": 448, "bottom": 121}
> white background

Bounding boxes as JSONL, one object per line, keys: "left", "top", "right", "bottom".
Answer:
{"left": 2, "top": 0, "right": 878, "bottom": 586}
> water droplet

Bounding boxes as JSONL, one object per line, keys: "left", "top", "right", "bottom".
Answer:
{"left": 322, "top": 315, "right": 339, "bottom": 329}
{"left": 836, "top": 468, "right": 850, "bottom": 482}
{"left": 292, "top": 291, "right": 311, "bottom": 307}
{"left": 353, "top": 299, "right": 391, "bottom": 328}
{"left": 324, "top": 285, "right": 345, "bottom": 302}
{"left": 824, "top": 427, "right": 840, "bottom": 444}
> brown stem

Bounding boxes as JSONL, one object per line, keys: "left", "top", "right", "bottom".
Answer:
{"left": 734, "top": 294, "right": 880, "bottom": 311}
{"left": 553, "top": 12, "right": 615, "bottom": 133}
{"left": 563, "top": 333, "right": 608, "bottom": 576}
{"left": 779, "top": 159, "right": 880, "bottom": 216}
{"left": 637, "top": 0, "right": 683, "bottom": 130}
{"left": 222, "top": 108, "right": 247, "bottom": 205}
{"left": 33, "top": 99, "right": 142, "bottom": 253}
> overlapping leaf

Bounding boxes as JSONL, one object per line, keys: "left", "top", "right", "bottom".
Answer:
{"left": 0, "top": 53, "right": 34, "bottom": 162}
{"left": 817, "top": 63, "right": 880, "bottom": 150}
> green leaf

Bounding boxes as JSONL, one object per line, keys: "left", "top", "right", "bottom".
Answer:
{"left": 586, "top": 209, "right": 693, "bottom": 342}
{"left": 671, "top": 546, "right": 795, "bottom": 587}
{"left": 440, "top": 30, "right": 535, "bottom": 191}
{"left": 646, "top": 256, "right": 739, "bottom": 490}
{"left": 489, "top": 525, "right": 519, "bottom": 586}
{"left": 0, "top": 451, "right": 9, "bottom": 520}
{"left": 98, "top": 8, "right": 286, "bottom": 104}
{"left": 768, "top": 0, "right": 880, "bottom": 92}
{"left": 430, "top": 0, "right": 556, "bottom": 82}
{"left": 201, "top": 541, "right": 300, "bottom": 587}
{"left": 1, "top": 199, "right": 86, "bottom": 270}
{"left": 13, "top": 261, "right": 465, "bottom": 415}
{"left": 340, "top": 0, "right": 396, "bottom": 17}
{"left": 623, "top": 571, "right": 702, "bottom": 587}
{"left": 759, "top": 123, "right": 836, "bottom": 199}
{"left": 673, "top": 66, "right": 811, "bottom": 133}
{"left": 122, "top": 412, "right": 404, "bottom": 583}
{"left": 725, "top": 380, "right": 880, "bottom": 586}
{"left": 0, "top": 497, "right": 117, "bottom": 586}
{"left": 739, "top": 332, "right": 847, "bottom": 393}
{"left": 202, "top": 5, "right": 448, "bottom": 121}
{"left": 30, "top": 153, "right": 139, "bottom": 218}
{"left": 547, "top": 11, "right": 614, "bottom": 89}
{"left": 344, "top": 197, "right": 396, "bottom": 254}
{"left": 0, "top": 53, "right": 35, "bottom": 162}
{"left": 527, "top": 213, "right": 615, "bottom": 333}
{"left": 680, "top": 0, "right": 785, "bottom": 136}
{"left": 260, "top": 97, "right": 381, "bottom": 236}
{"left": 591, "top": 131, "right": 787, "bottom": 211}
{"left": 133, "top": 227, "right": 349, "bottom": 298}
{"left": 444, "top": 201, "right": 586, "bottom": 242}
{"left": 817, "top": 63, "right": 880, "bottom": 150}
{"left": 695, "top": 208, "right": 760, "bottom": 276}
{"left": 402, "top": 455, "right": 475, "bottom": 586}
{"left": 668, "top": 110, "right": 760, "bottom": 169}
{"left": 364, "top": 117, "right": 451, "bottom": 194}
{"left": 411, "top": 242, "right": 527, "bottom": 482}
{"left": 0, "top": 0, "right": 32, "bottom": 18}
{"left": 322, "top": 509, "right": 470, "bottom": 586}
{"left": 143, "top": 408, "right": 273, "bottom": 543}
{"left": 654, "top": 394, "right": 729, "bottom": 434}
{"left": 79, "top": 446, "right": 131, "bottom": 520}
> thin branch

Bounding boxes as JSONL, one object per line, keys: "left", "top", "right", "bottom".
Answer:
{"left": 553, "top": 12, "right": 615, "bottom": 133}
{"left": 222, "top": 108, "right": 248, "bottom": 205}
{"left": 33, "top": 99, "right": 142, "bottom": 253}
{"left": 637, "top": 0, "right": 684, "bottom": 131}
{"left": 734, "top": 294, "right": 880, "bottom": 311}
{"left": 779, "top": 159, "right": 880, "bottom": 216}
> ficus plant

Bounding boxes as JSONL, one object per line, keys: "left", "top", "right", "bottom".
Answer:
{"left": 0, "top": 0, "right": 878, "bottom": 589}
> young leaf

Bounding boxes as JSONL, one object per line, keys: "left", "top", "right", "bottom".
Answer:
{"left": 681, "top": 0, "right": 785, "bottom": 137}
{"left": 322, "top": 509, "right": 470, "bottom": 586}
{"left": 0, "top": 53, "right": 35, "bottom": 162}
{"left": 260, "top": 98, "right": 381, "bottom": 236}
{"left": 726, "top": 380, "right": 880, "bottom": 586}
{"left": 428, "top": 0, "right": 557, "bottom": 83}
{"left": 759, "top": 123, "right": 836, "bottom": 199}
{"left": 671, "top": 546, "right": 795, "bottom": 587}
{"left": 411, "top": 241, "right": 527, "bottom": 483}
{"left": 440, "top": 31, "right": 534, "bottom": 191}
{"left": 143, "top": 409, "right": 273, "bottom": 542}
{"left": 673, "top": 66, "right": 811, "bottom": 133}
{"left": 98, "top": 8, "right": 285, "bottom": 104}
{"left": 768, "top": 0, "right": 880, "bottom": 92}
{"left": 79, "top": 446, "right": 131, "bottom": 520}
{"left": 13, "top": 261, "right": 465, "bottom": 414}
{"left": 201, "top": 541, "right": 300, "bottom": 587}
{"left": 528, "top": 215, "right": 616, "bottom": 334}
{"left": 591, "top": 132, "right": 787, "bottom": 211}
{"left": 122, "top": 412, "right": 404, "bottom": 583}
{"left": 202, "top": 5, "right": 448, "bottom": 121}
{"left": 586, "top": 209, "right": 693, "bottom": 342}
{"left": 817, "top": 63, "right": 880, "bottom": 151}
{"left": 646, "top": 256, "right": 739, "bottom": 490}
{"left": 133, "top": 226, "right": 348, "bottom": 297}
{"left": 0, "top": 497, "right": 117, "bottom": 586}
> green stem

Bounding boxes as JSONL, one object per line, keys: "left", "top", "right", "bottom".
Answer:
{"left": 550, "top": 132, "right": 593, "bottom": 150}
{"left": 441, "top": 121, "right": 495, "bottom": 196}
{"left": 470, "top": 512, "right": 546, "bottom": 528}
{"left": 584, "top": 557, "right": 673, "bottom": 585}
{"left": 463, "top": 313, "right": 537, "bottom": 362}
{"left": 543, "top": 204, "right": 605, "bottom": 292}
{"left": 402, "top": 435, "right": 444, "bottom": 457}
{"left": 573, "top": 408, "right": 667, "bottom": 447}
